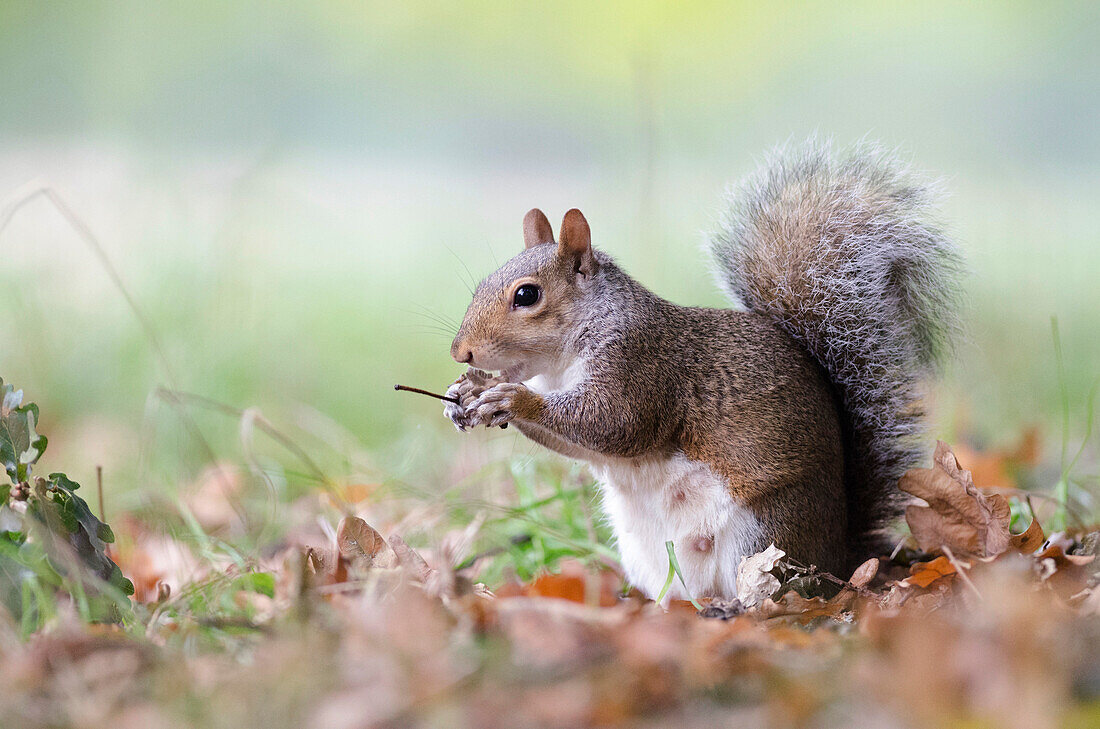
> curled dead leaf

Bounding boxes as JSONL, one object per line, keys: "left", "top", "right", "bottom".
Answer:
{"left": 900, "top": 441, "right": 1012, "bottom": 558}
{"left": 1009, "top": 517, "right": 1045, "bottom": 554}
{"left": 735, "top": 544, "right": 785, "bottom": 608}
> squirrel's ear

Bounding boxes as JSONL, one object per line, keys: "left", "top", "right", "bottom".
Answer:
{"left": 558, "top": 209, "right": 596, "bottom": 276}
{"left": 523, "top": 208, "right": 554, "bottom": 250}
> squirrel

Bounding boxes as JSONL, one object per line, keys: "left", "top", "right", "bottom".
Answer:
{"left": 443, "top": 139, "right": 962, "bottom": 601}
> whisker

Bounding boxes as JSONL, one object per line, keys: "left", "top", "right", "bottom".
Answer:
{"left": 404, "top": 305, "right": 459, "bottom": 331}
{"left": 444, "top": 244, "right": 477, "bottom": 296}
{"left": 408, "top": 324, "right": 456, "bottom": 340}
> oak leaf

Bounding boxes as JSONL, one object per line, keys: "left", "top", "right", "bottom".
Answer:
{"left": 899, "top": 441, "right": 1012, "bottom": 558}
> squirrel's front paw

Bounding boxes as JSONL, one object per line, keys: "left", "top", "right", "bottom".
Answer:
{"left": 462, "top": 382, "right": 541, "bottom": 429}
{"left": 443, "top": 381, "right": 467, "bottom": 431}
{"left": 444, "top": 369, "right": 498, "bottom": 432}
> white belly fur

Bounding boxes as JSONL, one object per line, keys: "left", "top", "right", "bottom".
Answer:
{"left": 591, "top": 454, "right": 764, "bottom": 602}
{"left": 522, "top": 357, "right": 763, "bottom": 601}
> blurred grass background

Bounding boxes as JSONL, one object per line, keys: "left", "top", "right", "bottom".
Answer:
{"left": 0, "top": 0, "right": 1098, "bottom": 509}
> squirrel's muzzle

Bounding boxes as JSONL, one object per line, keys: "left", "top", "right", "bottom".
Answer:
{"left": 451, "top": 337, "right": 474, "bottom": 365}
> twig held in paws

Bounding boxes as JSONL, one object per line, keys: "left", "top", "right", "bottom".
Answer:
{"left": 393, "top": 384, "right": 507, "bottom": 429}
{"left": 393, "top": 384, "right": 460, "bottom": 404}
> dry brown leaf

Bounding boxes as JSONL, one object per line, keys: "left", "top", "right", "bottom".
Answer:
{"left": 1010, "top": 517, "right": 1045, "bottom": 554}
{"left": 849, "top": 558, "right": 880, "bottom": 589}
{"left": 1035, "top": 543, "right": 1095, "bottom": 568}
{"left": 1035, "top": 543, "right": 1097, "bottom": 598}
{"left": 735, "top": 544, "right": 785, "bottom": 608}
{"left": 899, "top": 556, "right": 957, "bottom": 589}
{"left": 900, "top": 441, "right": 1012, "bottom": 558}
{"left": 753, "top": 559, "right": 880, "bottom": 621}
{"left": 756, "top": 591, "right": 855, "bottom": 622}
{"left": 336, "top": 516, "right": 386, "bottom": 562}
{"left": 388, "top": 533, "right": 436, "bottom": 583}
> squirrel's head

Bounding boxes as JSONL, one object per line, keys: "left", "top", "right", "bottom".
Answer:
{"left": 451, "top": 208, "right": 599, "bottom": 381}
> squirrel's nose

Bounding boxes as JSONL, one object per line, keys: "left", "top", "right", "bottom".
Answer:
{"left": 451, "top": 339, "right": 474, "bottom": 365}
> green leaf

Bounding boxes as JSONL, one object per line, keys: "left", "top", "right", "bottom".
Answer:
{"left": 25, "top": 472, "right": 135, "bottom": 604}
{"left": 0, "top": 378, "right": 48, "bottom": 484}
{"left": 233, "top": 571, "right": 276, "bottom": 598}
{"left": 0, "top": 380, "right": 134, "bottom": 621}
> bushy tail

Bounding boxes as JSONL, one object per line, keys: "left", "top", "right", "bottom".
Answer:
{"left": 710, "top": 138, "right": 963, "bottom": 559}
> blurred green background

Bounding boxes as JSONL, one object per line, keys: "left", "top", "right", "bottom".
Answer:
{"left": 1, "top": 1, "right": 1098, "bottom": 504}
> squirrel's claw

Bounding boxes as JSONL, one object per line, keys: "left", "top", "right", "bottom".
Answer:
{"left": 445, "top": 369, "right": 521, "bottom": 431}
{"left": 443, "top": 381, "right": 469, "bottom": 431}
{"left": 444, "top": 368, "right": 506, "bottom": 432}
{"left": 465, "top": 381, "right": 527, "bottom": 429}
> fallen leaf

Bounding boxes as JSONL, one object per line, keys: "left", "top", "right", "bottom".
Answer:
{"left": 756, "top": 591, "right": 855, "bottom": 622}
{"left": 339, "top": 483, "right": 378, "bottom": 504}
{"left": 754, "top": 559, "right": 879, "bottom": 621}
{"left": 1034, "top": 542, "right": 1096, "bottom": 598}
{"left": 336, "top": 516, "right": 386, "bottom": 563}
{"left": 900, "top": 441, "right": 1012, "bottom": 558}
{"left": 388, "top": 533, "right": 436, "bottom": 583}
{"left": 496, "top": 560, "right": 621, "bottom": 607}
{"left": 1010, "top": 517, "right": 1045, "bottom": 554}
{"left": 697, "top": 598, "right": 745, "bottom": 620}
{"left": 899, "top": 556, "right": 957, "bottom": 589}
{"left": 736, "top": 544, "right": 785, "bottom": 608}
{"left": 849, "top": 558, "right": 880, "bottom": 589}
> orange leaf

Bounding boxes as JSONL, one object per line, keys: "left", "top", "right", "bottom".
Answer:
{"left": 498, "top": 560, "right": 621, "bottom": 607}
{"left": 340, "top": 483, "right": 378, "bottom": 504}
{"left": 950, "top": 428, "right": 1039, "bottom": 491}
{"left": 899, "top": 556, "right": 957, "bottom": 589}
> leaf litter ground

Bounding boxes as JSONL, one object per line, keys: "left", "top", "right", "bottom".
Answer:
{"left": 2, "top": 417, "right": 1100, "bottom": 729}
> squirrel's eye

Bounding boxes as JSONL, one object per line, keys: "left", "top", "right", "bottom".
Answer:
{"left": 512, "top": 284, "right": 541, "bottom": 308}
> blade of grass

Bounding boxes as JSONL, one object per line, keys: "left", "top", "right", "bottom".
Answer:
{"left": 1051, "top": 317, "right": 1070, "bottom": 531}
{"left": 656, "top": 540, "right": 703, "bottom": 610}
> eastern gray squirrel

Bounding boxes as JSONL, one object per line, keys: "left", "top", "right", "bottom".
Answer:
{"left": 443, "top": 140, "right": 962, "bottom": 601}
